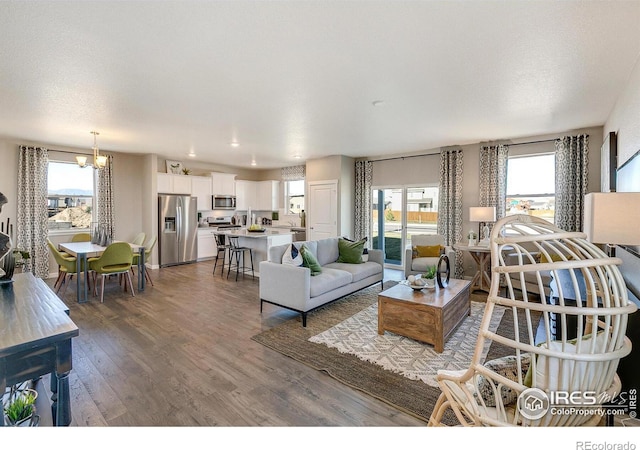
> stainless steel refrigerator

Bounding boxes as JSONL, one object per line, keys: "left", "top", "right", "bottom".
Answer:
{"left": 158, "top": 194, "right": 198, "bottom": 267}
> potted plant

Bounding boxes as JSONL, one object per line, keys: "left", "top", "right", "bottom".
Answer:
{"left": 423, "top": 265, "right": 437, "bottom": 287}
{"left": 3, "top": 384, "right": 39, "bottom": 427}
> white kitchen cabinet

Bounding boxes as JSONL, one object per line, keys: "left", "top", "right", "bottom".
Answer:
{"left": 257, "top": 180, "right": 279, "bottom": 211}
{"left": 235, "top": 180, "right": 256, "bottom": 211}
{"left": 236, "top": 180, "right": 279, "bottom": 211}
{"left": 197, "top": 229, "right": 218, "bottom": 260}
{"left": 211, "top": 172, "right": 237, "bottom": 196}
{"left": 191, "top": 176, "right": 212, "bottom": 211}
{"left": 157, "top": 173, "right": 191, "bottom": 194}
{"left": 157, "top": 173, "right": 172, "bottom": 194}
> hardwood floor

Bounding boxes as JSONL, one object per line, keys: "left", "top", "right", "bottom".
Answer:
{"left": 41, "top": 262, "right": 424, "bottom": 426}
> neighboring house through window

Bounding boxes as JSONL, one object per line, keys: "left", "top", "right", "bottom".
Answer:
{"left": 285, "top": 179, "right": 305, "bottom": 214}
{"left": 47, "top": 161, "right": 95, "bottom": 230}
{"left": 506, "top": 153, "right": 555, "bottom": 224}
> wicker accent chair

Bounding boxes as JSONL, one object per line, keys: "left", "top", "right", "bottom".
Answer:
{"left": 428, "top": 214, "right": 637, "bottom": 427}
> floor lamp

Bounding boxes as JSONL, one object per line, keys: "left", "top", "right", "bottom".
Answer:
{"left": 470, "top": 206, "right": 496, "bottom": 246}
{"left": 584, "top": 192, "right": 640, "bottom": 256}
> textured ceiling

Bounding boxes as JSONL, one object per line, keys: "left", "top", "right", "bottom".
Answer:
{"left": 1, "top": 1, "right": 640, "bottom": 169}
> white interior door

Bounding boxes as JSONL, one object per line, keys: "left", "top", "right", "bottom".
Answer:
{"left": 307, "top": 180, "right": 338, "bottom": 240}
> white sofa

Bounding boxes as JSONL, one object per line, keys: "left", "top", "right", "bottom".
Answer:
{"left": 404, "top": 234, "right": 456, "bottom": 279}
{"left": 259, "top": 237, "right": 384, "bottom": 327}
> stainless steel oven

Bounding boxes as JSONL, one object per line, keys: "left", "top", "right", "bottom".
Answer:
{"left": 212, "top": 195, "right": 236, "bottom": 210}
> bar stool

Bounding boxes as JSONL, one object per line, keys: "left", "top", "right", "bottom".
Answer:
{"left": 226, "top": 235, "right": 254, "bottom": 281}
{"left": 213, "top": 233, "right": 230, "bottom": 276}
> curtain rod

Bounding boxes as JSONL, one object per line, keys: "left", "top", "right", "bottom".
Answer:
{"left": 369, "top": 152, "right": 438, "bottom": 163}
{"left": 506, "top": 138, "right": 557, "bottom": 147}
{"left": 370, "top": 138, "right": 558, "bottom": 162}
{"left": 48, "top": 148, "right": 92, "bottom": 157}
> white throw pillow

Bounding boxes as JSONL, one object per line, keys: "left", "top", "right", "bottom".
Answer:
{"left": 282, "top": 243, "right": 303, "bottom": 266}
{"left": 533, "top": 332, "right": 608, "bottom": 392}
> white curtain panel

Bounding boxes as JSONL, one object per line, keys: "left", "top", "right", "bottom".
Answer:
{"left": 479, "top": 143, "right": 509, "bottom": 226}
{"left": 354, "top": 160, "right": 372, "bottom": 241}
{"left": 555, "top": 134, "right": 589, "bottom": 232}
{"left": 97, "top": 155, "right": 115, "bottom": 239}
{"left": 438, "top": 147, "right": 464, "bottom": 279}
{"left": 17, "top": 146, "right": 50, "bottom": 278}
{"left": 281, "top": 165, "right": 306, "bottom": 181}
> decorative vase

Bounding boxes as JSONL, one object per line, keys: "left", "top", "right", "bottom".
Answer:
{"left": 436, "top": 255, "right": 451, "bottom": 288}
{"left": 0, "top": 247, "right": 15, "bottom": 284}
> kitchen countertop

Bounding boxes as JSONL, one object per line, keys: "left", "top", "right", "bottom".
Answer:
{"left": 266, "top": 225, "right": 306, "bottom": 232}
{"left": 214, "top": 228, "right": 296, "bottom": 238}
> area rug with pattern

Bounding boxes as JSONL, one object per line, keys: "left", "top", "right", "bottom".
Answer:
{"left": 308, "top": 301, "right": 504, "bottom": 387}
{"left": 251, "top": 282, "right": 521, "bottom": 423}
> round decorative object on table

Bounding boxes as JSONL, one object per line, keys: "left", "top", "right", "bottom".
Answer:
{"left": 436, "top": 255, "right": 450, "bottom": 288}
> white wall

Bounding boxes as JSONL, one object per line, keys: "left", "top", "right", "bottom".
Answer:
{"left": 605, "top": 55, "right": 640, "bottom": 168}
{"left": 0, "top": 139, "right": 19, "bottom": 224}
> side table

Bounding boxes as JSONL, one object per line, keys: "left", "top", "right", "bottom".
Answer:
{"left": 0, "top": 273, "right": 79, "bottom": 426}
{"left": 455, "top": 243, "right": 491, "bottom": 293}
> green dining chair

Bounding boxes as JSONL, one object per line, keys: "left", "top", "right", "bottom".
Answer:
{"left": 88, "top": 242, "right": 135, "bottom": 303}
{"left": 71, "top": 232, "right": 91, "bottom": 242}
{"left": 131, "top": 236, "right": 157, "bottom": 286}
{"left": 132, "top": 232, "right": 146, "bottom": 246}
{"left": 56, "top": 232, "right": 91, "bottom": 258}
{"left": 47, "top": 239, "right": 78, "bottom": 295}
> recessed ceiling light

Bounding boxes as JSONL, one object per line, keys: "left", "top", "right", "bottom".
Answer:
{"left": 188, "top": 152, "right": 196, "bottom": 158}
{"left": 250, "top": 160, "right": 257, "bottom": 166}
{"left": 372, "top": 100, "right": 385, "bottom": 107}
{"left": 231, "top": 142, "right": 240, "bottom": 147}
{"left": 293, "top": 154, "right": 302, "bottom": 159}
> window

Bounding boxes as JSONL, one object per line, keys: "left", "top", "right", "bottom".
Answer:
{"left": 285, "top": 179, "right": 305, "bottom": 214}
{"left": 47, "top": 161, "right": 95, "bottom": 230}
{"left": 506, "top": 153, "right": 555, "bottom": 223}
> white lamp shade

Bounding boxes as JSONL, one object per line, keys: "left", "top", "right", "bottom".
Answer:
{"left": 470, "top": 206, "right": 496, "bottom": 222}
{"left": 76, "top": 155, "right": 87, "bottom": 167}
{"left": 584, "top": 192, "right": 640, "bottom": 245}
{"left": 95, "top": 155, "right": 107, "bottom": 168}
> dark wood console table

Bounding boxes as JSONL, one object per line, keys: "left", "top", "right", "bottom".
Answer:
{"left": 0, "top": 273, "right": 79, "bottom": 426}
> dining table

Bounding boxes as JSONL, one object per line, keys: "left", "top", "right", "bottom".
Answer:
{"left": 57, "top": 241, "right": 146, "bottom": 303}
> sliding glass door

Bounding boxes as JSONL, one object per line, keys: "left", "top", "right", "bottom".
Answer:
{"left": 371, "top": 188, "right": 404, "bottom": 266}
{"left": 372, "top": 186, "right": 439, "bottom": 268}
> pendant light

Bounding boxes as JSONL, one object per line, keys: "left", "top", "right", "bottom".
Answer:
{"left": 76, "top": 131, "right": 107, "bottom": 169}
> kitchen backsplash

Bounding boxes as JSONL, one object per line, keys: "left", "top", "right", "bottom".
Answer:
{"left": 272, "top": 214, "right": 301, "bottom": 227}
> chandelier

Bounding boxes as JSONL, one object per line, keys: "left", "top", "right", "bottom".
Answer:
{"left": 76, "top": 131, "right": 107, "bottom": 169}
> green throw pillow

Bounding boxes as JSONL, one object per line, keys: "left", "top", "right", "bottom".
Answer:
{"left": 337, "top": 237, "right": 366, "bottom": 264}
{"left": 301, "top": 244, "right": 322, "bottom": 276}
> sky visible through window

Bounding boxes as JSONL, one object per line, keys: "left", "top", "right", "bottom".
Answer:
{"left": 507, "top": 154, "right": 555, "bottom": 195}
{"left": 48, "top": 161, "right": 94, "bottom": 194}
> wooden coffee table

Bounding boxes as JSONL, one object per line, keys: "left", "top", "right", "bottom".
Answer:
{"left": 378, "top": 279, "right": 471, "bottom": 352}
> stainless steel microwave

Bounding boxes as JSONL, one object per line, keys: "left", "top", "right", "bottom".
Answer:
{"left": 212, "top": 195, "right": 236, "bottom": 210}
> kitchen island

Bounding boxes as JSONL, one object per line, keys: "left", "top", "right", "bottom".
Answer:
{"left": 214, "top": 228, "right": 294, "bottom": 277}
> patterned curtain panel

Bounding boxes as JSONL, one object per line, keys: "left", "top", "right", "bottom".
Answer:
{"left": 479, "top": 144, "right": 509, "bottom": 226}
{"left": 555, "top": 134, "right": 589, "bottom": 232}
{"left": 17, "top": 146, "right": 49, "bottom": 278}
{"left": 437, "top": 147, "right": 464, "bottom": 278}
{"left": 354, "top": 160, "right": 372, "bottom": 241}
{"left": 97, "top": 155, "right": 115, "bottom": 239}
{"left": 281, "top": 165, "right": 306, "bottom": 181}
